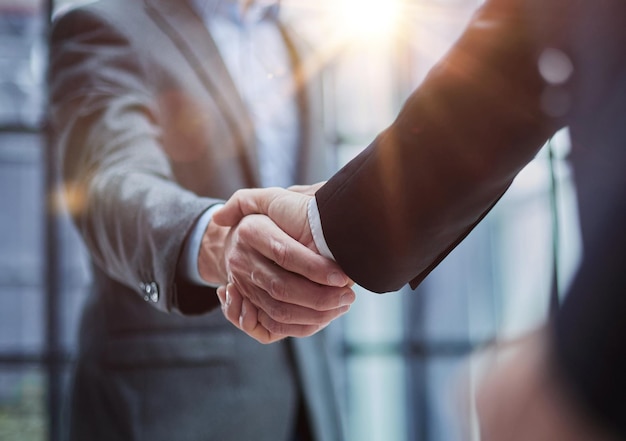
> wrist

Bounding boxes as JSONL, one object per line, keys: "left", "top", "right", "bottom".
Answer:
{"left": 198, "top": 220, "right": 230, "bottom": 286}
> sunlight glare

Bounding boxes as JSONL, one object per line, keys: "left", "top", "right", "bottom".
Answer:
{"left": 333, "top": 0, "right": 402, "bottom": 44}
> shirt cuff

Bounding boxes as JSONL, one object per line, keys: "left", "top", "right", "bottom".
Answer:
{"left": 307, "top": 197, "right": 336, "bottom": 261}
{"left": 178, "top": 203, "right": 225, "bottom": 288}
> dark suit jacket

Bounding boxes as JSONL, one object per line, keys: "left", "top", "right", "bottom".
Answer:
{"left": 48, "top": 0, "right": 345, "bottom": 440}
{"left": 315, "top": 0, "right": 626, "bottom": 436}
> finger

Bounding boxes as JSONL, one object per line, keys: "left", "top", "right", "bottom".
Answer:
{"left": 249, "top": 286, "right": 351, "bottom": 325}
{"left": 245, "top": 255, "right": 356, "bottom": 311}
{"left": 222, "top": 284, "right": 286, "bottom": 344}
{"left": 248, "top": 327, "right": 285, "bottom": 344}
{"left": 219, "top": 284, "right": 244, "bottom": 329}
{"left": 235, "top": 215, "right": 350, "bottom": 287}
{"left": 239, "top": 296, "right": 259, "bottom": 333}
{"left": 216, "top": 285, "right": 227, "bottom": 307}
{"left": 227, "top": 244, "right": 354, "bottom": 314}
{"left": 222, "top": 283, "right": 258, "bottom": 332}
{"left": 231, "top": 270, "right": 350, "bottom": 325}
{"left": 246, "top": 325, "right": 287, "bottom": 344}
{"left": 213, "top": 188, "right": 285, "bottom": 227}
{"left": 230, "top": 284, "right": 283, "bottom": 343}
{"left": 257, "top": 309, "right": 336, "bottom": 338}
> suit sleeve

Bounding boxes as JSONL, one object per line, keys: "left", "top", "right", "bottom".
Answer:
{"left": 48, "top": 8, "right": 221, "bottom": 314}
{"left": 315, "top": 0, "right": 560, "bottom": 293}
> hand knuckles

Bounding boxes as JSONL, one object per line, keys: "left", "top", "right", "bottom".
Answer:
{"left": 240, "top": 214, "right": 256, "bottom": 228}
{"left": 268, "top": 304, "right": 292, "bottom": 323}
{"left": 270, "top": 239, "right": 289, "bottom": 267}
{"left": 245, "top": 290, "right": 262, "bottom": 307}
{"left": 222, "top": 301, "right": 233, "bottom": 316}
{"left": 226, "top": 249, "right": 246, "bottom": 272}
{"left": 250, "top": 269, "right": 271, "bottom": 289}
{"left": 264, "top": 319, "right": 286, "bottom": 335}
{"left": 269, "top": 278, "right": 288, "bottom": 301}
{"left": 236, "top": 220, "right": 256, "bottom": 242}
{"left": 233, "top": 188, "right": 249, "bottom": 201}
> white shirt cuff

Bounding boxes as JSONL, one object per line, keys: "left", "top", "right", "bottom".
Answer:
{"left": 307, "top": 197, "right": 336, "bottom": 261}
{"left": 179, "top": 203, "right": 225, "bottom": 288}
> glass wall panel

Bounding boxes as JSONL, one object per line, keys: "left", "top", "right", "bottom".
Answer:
{"left": 1, "top": 1, "right": 55, "bottom": 440}
{"left": 0, "top": 368, "right": 46, "bottom": 441}
{"left": 0, "top": 1, "right": 45, "bottom": 127}
{"left": 346, "top": 355, "right": 408, "bottom": 441}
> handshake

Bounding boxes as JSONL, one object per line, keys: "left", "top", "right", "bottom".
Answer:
{"left": 202, "top": 182, "right": 355, "bottom": 344}
{"left": 202, "top": 184, "right": 615, "bottom": 441}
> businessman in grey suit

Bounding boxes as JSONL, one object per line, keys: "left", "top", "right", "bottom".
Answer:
{"left": 47, "top": 0, "right": 354, "bottom": 440}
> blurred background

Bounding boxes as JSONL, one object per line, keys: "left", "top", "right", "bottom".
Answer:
{"left": 0, "top": 0, "right": 582, "bottom": 440}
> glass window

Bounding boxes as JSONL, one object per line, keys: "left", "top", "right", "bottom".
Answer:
{"left": 1, "top": 1, "right": 582, "bottom": 439}
{"left": 0, "top": 368, "right": 46, "bottom": 441}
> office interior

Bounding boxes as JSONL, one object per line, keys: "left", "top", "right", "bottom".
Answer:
{"left": 0, "top": 0, "right": 581, "bottom": 439}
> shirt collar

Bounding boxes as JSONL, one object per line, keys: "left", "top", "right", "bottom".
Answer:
{"left": 189, "top": 0, "right": 279, "bottom": 25}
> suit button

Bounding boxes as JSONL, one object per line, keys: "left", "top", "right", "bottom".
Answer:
{"left": 140, "top": 281, "right": 159, "bottom": 303}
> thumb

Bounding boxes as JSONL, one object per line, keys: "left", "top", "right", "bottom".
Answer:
{"left": 212, "top": 188, "right": 284, "bottom": 227}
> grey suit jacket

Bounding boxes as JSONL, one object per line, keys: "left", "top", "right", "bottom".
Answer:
{"left": 48, "top": 0, "right": 345, "bottom": 439}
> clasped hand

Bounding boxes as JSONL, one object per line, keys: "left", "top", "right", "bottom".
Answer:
{"left": 206, "top": 184, "right": 355, "bottom": 344}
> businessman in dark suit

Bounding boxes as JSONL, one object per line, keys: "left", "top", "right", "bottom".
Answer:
{"left": 214, "top": 0, "right": 626, "bottom": 438}
{"left": 47, "top": 0, "right": 354, "bottom": 439}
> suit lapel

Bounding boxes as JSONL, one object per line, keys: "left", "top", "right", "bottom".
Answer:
{"left": 144, "top": 0, "right": 260, "bottom": 186}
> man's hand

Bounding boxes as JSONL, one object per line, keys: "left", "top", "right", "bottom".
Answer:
{"left": 216, "top": 282, "right": 350, "bottom": 344}
{"left": 204, "top": 191, "right": 353, "bottom": 343}
{"left": 211, "top": 186, "right": 354, "bottom": 343}
{"left": 212, "top": 186, "right": 316, "bottom": 250}
{"left": 472, "top": 327, "right": 619, "bottom": 441}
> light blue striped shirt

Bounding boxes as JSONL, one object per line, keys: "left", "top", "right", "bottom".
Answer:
{"left": 180, "top": 0, "right": 300, "bottom": 286}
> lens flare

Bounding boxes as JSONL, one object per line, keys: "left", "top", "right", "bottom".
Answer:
{"left": 333, "top": 0, "right": 403, "bottom": 44}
